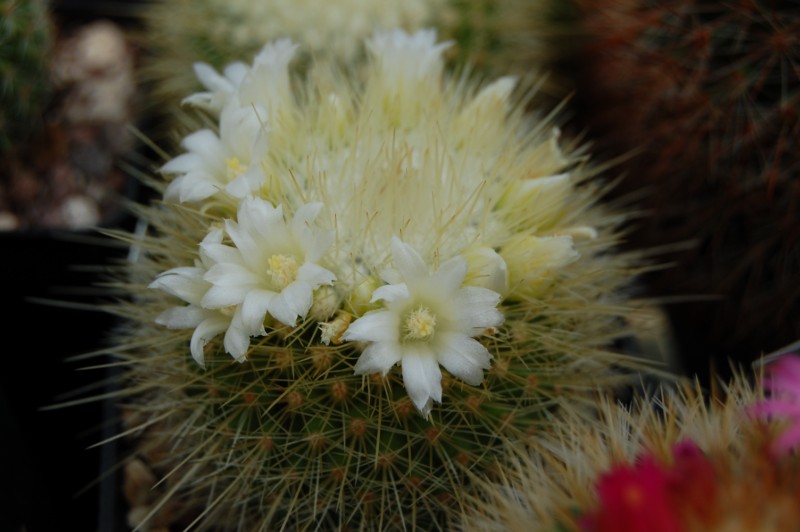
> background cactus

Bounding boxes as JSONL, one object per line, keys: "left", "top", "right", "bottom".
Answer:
{"left": 135, "top": 0, "right": 582, "bottom": 139}
{"left": 558, "top": 0, "right": 800, "bottom": 383}
{"left": 0, "top": 0, "right": 53, "bottom": 154}
{"left": 102, "top": 29, "right": 657, "bottom": 530}
{"left": 460, "top": 362, "right": 800, "bottom": 531}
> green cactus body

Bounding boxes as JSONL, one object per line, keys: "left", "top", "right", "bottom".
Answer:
{"left": 0, "top": 0, "right": 52, "bottom": 153}
{"left": 113, "top": 30, "right": 651, "bottom": 530}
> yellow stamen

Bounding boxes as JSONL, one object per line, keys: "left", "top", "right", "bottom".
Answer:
{"left": 225, "top": 157, "right": 246, "bottom": 182}
{"left": 404, "top": 306, "right": 437, "bottom": 340}
{"left": 267, "top": 254, "right": 299, "bottom": 289}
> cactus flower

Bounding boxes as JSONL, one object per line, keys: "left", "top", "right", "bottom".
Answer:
{"left": 198, "top": 198, "right": 336, "bottom": 356}
{"left": 749, "top": 354, "right": 800, "bottom": 455}
{"left": 161, "top": 101, "right": 266, "bottom": 203}
{"left": 344, "top": 237, "right": 503, "bottom": 418}
{"left": 150, "top": 229, "right": 249, "bottom": 366}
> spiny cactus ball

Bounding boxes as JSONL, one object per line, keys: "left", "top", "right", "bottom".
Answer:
{"left": 113, "top": 29, "right": 651, "bottom": 530}
{"left": 461, "top": 361, "right": 800, "bottom": 531}
{"left": 0, "top": 0, "right": 52, "bottom": 153}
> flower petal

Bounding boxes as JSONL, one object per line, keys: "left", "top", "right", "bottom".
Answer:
{"left": 155, "top": 305, "right": 206, "bottom": 329}
{"left": 204, "top": 262, "right": 258, "bottom": 287}
{"left": 463, "top": 246, "right": 509, "bottom": 295}
{"left": 181, "top": 92, "right": 215, "bottom": 110}
{"left": 182, "top": 129, "right": 226, "bottom": 160}
{"left": 267, "top": 282, "right": 313, "bottom": 326}
{"left": 233, "top": 200, "right": 294, "bottom": 265}
{"left": 162, "top": 174, "right": 218, "bottom": 204}
{"left": 353, "top": 342, "right": 401, "bottom": 376}
{"left": 238, "top": 197, "right": 283, "bottom": 237}
{"left": 292, "top": 201, "right": 322, "bottom": 238}
{"left": 176, "top": 176, "right": 221, "bottom": 203}
{"left": 749, "top": 399, "right": 800, "bottom": 419}
{"left": 226, "top": 163, "right": 265, "bottom": 198}
{"left": 427, "top": 256, "right": 467, "bottom": 295}
{"left": 401, "top": 345, "right": 442, "bottom": 417}
{"left": 201, "top": 282, "right": 251, "bottom": 309}
{"left": 292, "top": 203, "right": 335, "bottom": 262}
{"left": 223, "top": 308, "right": 251, "bottom": 361}
{"left": 343, "top": 310, "right": 400, "bottom": 343}
{"left": 200, "top": 242, "right": 241, "bottom": 266}
{"left": 298, "top": 262, "right": 336, "bottom": 288}
{"left": 224, "top": 219, "right": 262, "bottom": 264}
{"left": 193, "top": 62, "right": 234, "bottom": 93}
{"left": 160, "top": 153, "right": 199, "bottom": 175}
{"left": 391, "top": 237, "right": 428, "bottom": 281}
{"left": 190, "top": 315, "right": 230, "bottom": 367}
{"left": 223, "top": 62, "right": 249, "bottom": 86}
{"left": 436, "top": 332, "right": 492, "bottom": 386}
{"left": 764, "top": 355, "right": 800, "bottom": 395}
{"left": 149, "top": 267, "right": 206, "bottom": 303}
{"left": 451, "top": 286, "right": 504, "bottom": 332}
{"left": 241, "top": 288, "right": 275, "bottom": 335}
{"left": 371, "top": 282, "right": 409, "bottom": 304}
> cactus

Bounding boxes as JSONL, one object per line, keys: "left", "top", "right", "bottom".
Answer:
{"left": 135, "top": 0, "right": 582, "bottom": 138}
{"left": 460, "top": 359, "right": 800, "bottom": 531}
{"left": 137, "top": 0, "right": 444, "bottom": 140}
{"left": 0, "top": 0, "right": 53, "bottom": 153}
{"left": 106, "top": 29, "right": 655, "bottom": 530}
{"left": 560, "top": 0, "right": 800, "bottom": 382}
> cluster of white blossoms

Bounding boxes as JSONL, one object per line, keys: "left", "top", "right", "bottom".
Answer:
{"left": 200, "top": 0, "right": 443, "bottom": 61}
{"left": 151, "top": 29, "right": 592, "bottom": 417}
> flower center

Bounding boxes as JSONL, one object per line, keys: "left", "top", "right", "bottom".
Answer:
{"left": 403, "top": 306, "right": 437, "bottom": 340}
{"left": 225, "top": 157, "right": 246, "bottom": 183}
{"left": 267, "top": 254, "right": 300, "bottom": 289}
{"left": 622, "top": 485, "right": 644, "bottom": 508}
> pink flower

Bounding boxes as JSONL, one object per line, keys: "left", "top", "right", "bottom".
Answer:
{"left": 666, "top": 441, "right": 716, "bottom": 522}
{"left": 581, "top": 440, "right": 716, "bottom": 532}
{"left": 749, "top": 354, "right": 800, "bottom": 455}
{"left": 581, "top": 457, "right": 681, "bottom": 532}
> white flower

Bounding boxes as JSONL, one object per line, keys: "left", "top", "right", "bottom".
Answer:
{"left": 501, "top": 234, "right": 580, "bottom": 298}
{"left": 201, "top": 198, "right": 336, "bottom": 337}
{"left": 161, "top": 101, "right": 266, "bottom": 202}
{"left": 343, "top": 238, "right": 503, "bottom": 418}
{"left": 462, "top": 245, "right": 509, "bottom": 296}
{"left": 238, "top": 39, "right": 297, "bottom": 115}
{"left": 182, "top": 60, "right": 250, "bottom": 113}
{"left": 365, "top": 28, "right": 452, "bottom": 125}
{"left": 149, "top": 230, "right": 250, "bottom": 365}
{"left": 366, "top": 28, "right": 451, "bottom": 90}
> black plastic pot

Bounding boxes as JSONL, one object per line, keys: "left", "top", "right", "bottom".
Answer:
{"left": 0, "top": 228, "right": 132, "bottom": 532}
